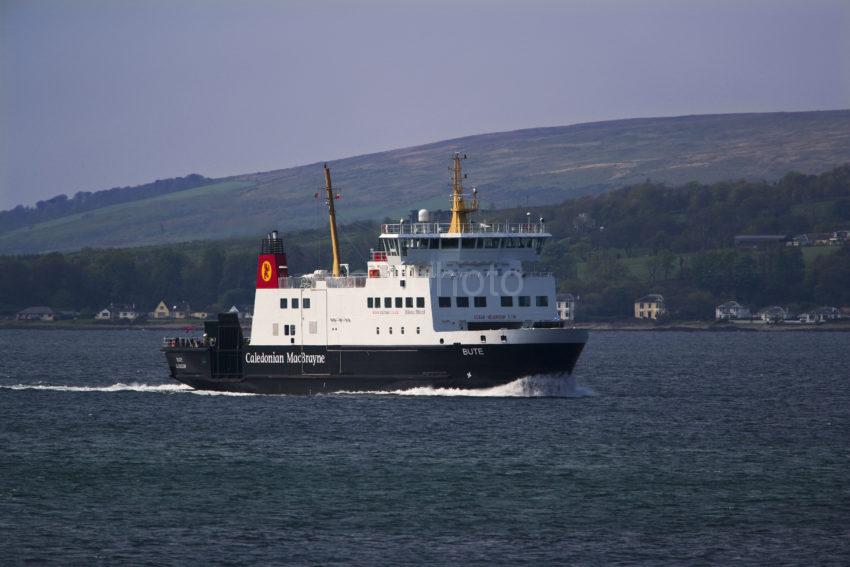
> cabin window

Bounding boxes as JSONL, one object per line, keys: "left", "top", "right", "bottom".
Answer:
{"left": 374, "top": 297, "right": 380, "bottom": 307}
{"left": 501, "top": 296, "right": 513, "bottom": 307}
{"left": 389, "top": 327, "right": 393, "bottom": 335}
{"left": 456, "top": 296, "right": 470, "bottom": 308}
{"left": 384, "top": 297, "right": 392, "bottom": 308}
{"left": 395, "top": 297, "right": 403, "bottom": 308}
{"left": 401, "top": 327, "right": 405, "bottom": 334}
{"left": 367, "top": 297, "right": 374, "bottom": 308}
{"left": 438, "top": 297, "right": 451, "bottom": 308}
{"left": 292, "top": 298, "right": 299, "bottom": 309}
{"left": 279, "top": 298, "right": 288, "bottom": 309}
{"left": 536, "top": 296, "right": 549, "bottom": 307}
{"left": 461, "top": 238, "right": 476, "bottom": 249}
{"left": 376, "top": 327, "right": 380, "bottom": 335}
{"left": 535, "top": 238, "right": 545, "bottom": 253}
{"left": 474, "top": 296, "right": 487, "bottom": 308}
{"left": 441, "top": 238, "right": 459, "bottom": 249}
{"left": 519, "top": 296, "right": 530, "bottom": 307}
{"left": 416, "top": 297, "right": 425, "bottom": 308}
{"left": 303, "top": 298, "right": 311, "bottom": 309}
{"left": 405, "top": 297, "right": 413, "bottom": 308}
{"left": 290, "top": 324, "right": 296, "bottom": 335}
{"left": 283, "top": 324, "right": 289, "bottom": 336}
{"left": 480, "top": 335, "right": 486, "bottom": 343}
{"left": 416, "top": 327, "right": 421, "bottom": 334}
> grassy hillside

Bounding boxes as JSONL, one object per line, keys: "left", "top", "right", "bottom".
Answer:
{"left": 2, "top": 110, "right": 849, "bottom": 254}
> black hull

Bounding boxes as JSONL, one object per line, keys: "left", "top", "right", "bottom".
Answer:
{"left": 164, "top": 341, "right": 586, "bottom": 395}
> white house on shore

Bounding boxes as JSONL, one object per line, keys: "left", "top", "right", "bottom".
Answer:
{"left": 634, "top": 294, "right": 666, "bottom": 320}
{"left": 556, "top": 293, "right": 577, "bottom": 322}
{"left": 799, "top": 306, "right": 842, "bottom": 324}
{"left": 757, "top": 306, "right": 788, "bottom": 323}
{"left": 715, "top": 301, "right": 751, "bottom": 320}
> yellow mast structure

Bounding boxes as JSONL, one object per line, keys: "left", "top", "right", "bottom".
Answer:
{"left": 323, "top": 163, "right": 342, "bottom": 277}
{"left": 447, "top": 152, "right": 479, "bottom": 233}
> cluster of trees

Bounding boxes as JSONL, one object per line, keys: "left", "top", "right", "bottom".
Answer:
{"left": 0, "top": 174, "right": 210, "bottom": 235}
{"left": 0, "top": 221, "right": 379, "bottom": 316}
{"left": 1, "top": 164, "right": 849, "bottom": 321}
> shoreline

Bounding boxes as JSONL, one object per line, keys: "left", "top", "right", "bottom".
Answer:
{"left": 2, "top": 320, "right": 849, "bottom": 332}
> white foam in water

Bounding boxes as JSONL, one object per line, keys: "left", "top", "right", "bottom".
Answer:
{"left": 1, "top": 382, "right": 257, "bottom": 396}
{"left": 341, "top": 374, "right": 596, "bottom": 398}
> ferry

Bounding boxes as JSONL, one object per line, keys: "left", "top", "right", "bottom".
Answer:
{"left": 163, "top": 154, "right": 588, "bottom": 394}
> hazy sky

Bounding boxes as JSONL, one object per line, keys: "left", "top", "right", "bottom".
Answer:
{"left": 1, "top": 0, "right": 848, "bottom": 210}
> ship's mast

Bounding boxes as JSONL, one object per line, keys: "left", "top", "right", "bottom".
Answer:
{"left": 447, "top": 152, "right": 479, "bottom": 233}
{"left": 323, "top": 164, "right": 342, "bottom": 277}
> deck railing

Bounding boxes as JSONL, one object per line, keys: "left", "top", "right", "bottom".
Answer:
{"left": 381, "top": 222, "right": 547, "bottom": 235}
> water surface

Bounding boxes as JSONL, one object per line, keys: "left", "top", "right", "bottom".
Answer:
{"left": 1, "top": 330, "right": 848, "bottom": 565}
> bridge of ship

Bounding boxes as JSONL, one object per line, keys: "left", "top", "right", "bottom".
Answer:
{"left": 379, "top": 222, "right": 551, "bottom": 253}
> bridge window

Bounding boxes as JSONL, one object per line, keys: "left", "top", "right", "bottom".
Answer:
{"left": 503, "top": 238, "right": 516, "bottom": 248}
{"left": 536, "top": 296, "right": 549, "bottom": 307}
{"left": 456, "top": 296, "right": 469, "bottom": 308}
{"left": 405, "top": 297, "right": 413, "bottom": 308}
{"left": 367, "top": 297, "right": 374, "bottom": 308}
{"left": 519, "top": 296, "right": 530, "bottom": 307}
{"left": 461, "top": 238, "right": 476, "bottom": 249}
{"left": 416, "top": 297, "right": 425, "bottom": 308}
{"left": 292, "top": 298, "right": 299, "bottom": 309}
{"left": 395, "top": 297, "right": 403, "bottom": 308}
{"left": 279, "top": 298, "right": 288, "bottom": 309}
{"left": 438, "top": 297, "right": 451, "bottom": 308}
{"left": 474, "top": 296, "right": 487, "bottom": 308}
{"left": 441, "top": 238, "right": 459, "bottom": 249}
{"left": 501, "top": 296, "right": 513, "bottom": 307}
{"left": 303, "top": 298, "right": 311, "bottom": 309}
{"left": 482, "top": 237, "right": 500, "bottom": 248}
{"left": 384, "top": 297, "right": 392, "bottom": 308}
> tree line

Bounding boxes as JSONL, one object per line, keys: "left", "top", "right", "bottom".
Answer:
{"left": 1, "top": 165, "right": 848, "bottom": 320}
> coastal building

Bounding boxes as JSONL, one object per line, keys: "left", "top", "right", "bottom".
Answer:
{"left": 16, "top": 306, "right": 56, "bottom": 321}
{"left": 556, "top": 293, "right": 577, "bottom": 322}
{"left": 734, "top": 235, "right": 789, "bottom": 249}
{"left": 95, "top": 307, "right": 112, "bottom": 320}
{"left": 151, "top": 300, "right": 171, "bottom": 319}
{"left": 715, "top": 301, "right": 751, "bottom": 320}
{"left": 792, "top": 233, "right": 833, "bottom": 247}
{"left": 118, "top": 305, "right": 140, "bottom": 320}
{"left": 799, "top": 306, "right": 842, "bottom": 324}
{"left": 757, "top": 306, "right": 788, "bottom": 323}
{"left": 634, "top": 294, "right": 666, "bottom": 320}
{"left": 96, "top": 304, "right": 140, "bottom": 321}
{"left": 170, "top": 302, "right": 191, "bottom": 320}
{"left": 190, "top": 309, "right": 211, "bottom": 320}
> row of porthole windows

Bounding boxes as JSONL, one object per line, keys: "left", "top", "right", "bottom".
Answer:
{"left": 368, "top": 297, "right": 426, "bottom": 309}
{"left": 376, "top": 326, "right": 421, "bottom": 335}
{"left": 438, "top": 295, "right": 549, "bottom": 308}
{"left": 280, "top": 298, "right": 310, "bottom": 309}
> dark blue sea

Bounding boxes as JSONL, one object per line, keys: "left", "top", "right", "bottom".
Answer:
{"left": 1, "top": 329, "right": 848, "bottom": 565}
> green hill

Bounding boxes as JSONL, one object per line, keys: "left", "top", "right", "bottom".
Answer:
{"left": 2, "top": 110, "right": 849, "bottom": 254}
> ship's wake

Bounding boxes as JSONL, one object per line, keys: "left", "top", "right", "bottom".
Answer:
{"left": 341, "top": 374, "right": 596, "bottom": 398}
{"left": 0, "top": 382, "right": 256, "bottom": 396}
